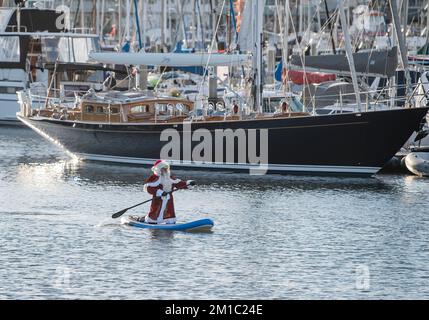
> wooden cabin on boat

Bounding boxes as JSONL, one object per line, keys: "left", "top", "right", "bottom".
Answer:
{"left": 31, "top": 90, "right": 311, "bottom": 124}
{"left": 35, "top": 91, "right": 195, "bottom": 124}
{"left": 80, "top": 97, "right": 194, "bottom": 123}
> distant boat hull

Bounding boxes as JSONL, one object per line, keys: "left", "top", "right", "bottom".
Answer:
{"left": 0, "top": 96, "right": 22, "bottom": 125}
{"left": 18, "top": 107, "right": 429, "bottom": 176}
{"left": 291, "top": 47, "right": 398, "bottom": 77}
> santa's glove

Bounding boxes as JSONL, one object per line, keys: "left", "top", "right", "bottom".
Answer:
{"left": 187, "top": 180, "right": 196, "bottom": 186}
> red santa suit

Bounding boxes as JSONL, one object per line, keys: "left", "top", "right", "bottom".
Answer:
{"left": 143, "top": 161, "right": 188, "bottom": 224}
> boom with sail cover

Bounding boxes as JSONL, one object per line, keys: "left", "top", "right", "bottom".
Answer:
{"left": 89, "top": 52, "right": 250, "bottom": 67}
{"left": 290, "top": 47, "right": 398, "bottom": 78}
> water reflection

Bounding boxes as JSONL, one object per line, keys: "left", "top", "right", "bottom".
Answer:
{"left": 9, "top": 158, "right": 396, "bottom": 194}
{"left": 2, "top": 128, "right": 429, "bottom": 299}
{"left": 2, "top": 126, "right": 396, "bottom": 193}
{"left": 147, "top": 229, "right": 176, "bottom": 240}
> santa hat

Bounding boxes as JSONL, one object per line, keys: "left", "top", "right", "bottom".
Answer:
{"left": 151, "top": 160, "right": 170, "bottom": 175}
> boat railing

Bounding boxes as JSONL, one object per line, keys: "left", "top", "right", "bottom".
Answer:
{"left": 26, "top": 87, "right": 91, "bottom": 110}
{"left": 71, "top": 27, "right": 96, "bottom": 35}
{"left": 18, "top": 80, "right": 429, "bottom": 122}
{"left": 8, "top": 25, "right": 28, "bottom": 33}
{"left": 304, "top": 81, "right": 429, "bottom": 110}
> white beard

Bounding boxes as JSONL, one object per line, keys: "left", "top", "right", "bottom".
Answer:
{"left": 160, "top": 173, "right": 173, "bottom": 192}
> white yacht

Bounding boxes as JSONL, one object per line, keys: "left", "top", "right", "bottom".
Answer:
{"left": 0, "top": 6, "right": 100, "bottom": 125}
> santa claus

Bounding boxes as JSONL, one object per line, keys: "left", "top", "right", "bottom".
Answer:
{"left": 142, "top": 160, "right": 194, "bottom": 224}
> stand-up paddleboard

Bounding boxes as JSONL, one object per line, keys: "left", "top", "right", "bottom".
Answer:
{"left": 121, "top": 216, "right": 214, "bottom": 232}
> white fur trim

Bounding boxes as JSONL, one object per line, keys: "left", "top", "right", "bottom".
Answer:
{"left": 143, "top": 177, "right": 161, "bottom": 192}
{"left": 163, "top": 217, "right": 177, "bottom": 224}
{"left": 145, "top": 215, "right": 176, "bottom": 224}
{"left": 152, "top": 161, "right": 170, "bottom": 176}
{"left": 157, "top": 194, "right": 171, "bottom": 222}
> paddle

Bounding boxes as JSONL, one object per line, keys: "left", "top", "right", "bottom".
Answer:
{"left": 112, "top": 190, "right": 175, "bottom": 219}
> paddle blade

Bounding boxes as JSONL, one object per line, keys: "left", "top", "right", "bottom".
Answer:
{"left": 112, "top": 209, "right": 128, "bottom": 219}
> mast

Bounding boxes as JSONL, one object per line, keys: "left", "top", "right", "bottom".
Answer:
{"left": 253, "top": 0, "right": 264, "bottom": 113}
{"left": 17, "top": 3, "right": 21, "bottom": 32}
{"left": 299, "top": 0, "right": 303, "bottom": 35}
{"left": 229, "top": 0, "right": 238, "bottom": 44}
{"left": 80, "top": 0, "right": 85, "bottom": 31}
{"left": 118, "top": 0, "right": 122, "bottom": 43}
{"left": 275, "top": 0, "right": 289, "bottom": 90}
{"left": 338, "top": 0, "right": 362, "bottom": 111}
{"left": 191, "top": 0, "right": 197, "bottom": 48}
{"left": 316, "top": 2, "right": 321, "bottom": 32}
{"left": 324, "top": 0, "right": 337, "bottom": 54}
{"left": 390, "top": 0, "right": 412, "bottom": 97}
{"left": 285, "top": 0, "right": 290, "bottom": 63}
{"left": 401, "top": 0, "right": 409, "bottom": 34}
{"left": 426, "top": 3, "right": 429, "bottom": 39}
{"left": 134, "top": 0, "right": 143, "bottom": 50}
{"left": 161, "top": 0, "right": 167, "bottom": 51}
{"left": 210, "top": 0, "right": 218, "bottom": 46}
{"left": 196, "top": 0, "right": 205, "bottom": 49}
{"left": 125, "top": 0, "right": 131, "bottom": 40}
{"left": 92, "top": 0, "right": 98, "bottom": 34}
{"left": 141, "top": 0, "right": 146, "bottom": 47}
{"left": 100, "top": 0, "right": 105, "bottom": 40}
{"left": 276, "top": 0, "right": 289, "bottom": 64}
{"left": 346, "top": 0, "right": 350, "bottom": 27}
{"left": 307, "top": 0, "right": 311, "bottom": 34}
{"left": 177, "top": 0, "right": 188, "bottom": 47}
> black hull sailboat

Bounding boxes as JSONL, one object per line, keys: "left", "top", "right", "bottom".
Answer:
{"left": 17, "top": 107, "right": 429, "bottom": 176}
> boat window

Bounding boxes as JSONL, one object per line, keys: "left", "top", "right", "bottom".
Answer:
{"left": 176, "top": 103, "right": 187, "bottom": 113}
{"left": 62, "top": 84, "right": 91, "bottom": 98}
{"left": 167, "top": 104, "right": 175, "bottom": 114}
{"left": 130, "top": 105, "right": 149, "bottom": 113}
{"left": 42, "top": 36, "right": 100, "bottom": 64}
{"left": 0, "top": 86, "right": 24, "bottom": 94}
{"left": 216, "top": 102, "right": 225, "bottom": 111}
{"left": 156, "top": 103, "right": 168, "bottom": 113}
{"left": 335, "top": 109, "right": 353, "bottom": 114}
{"left": 316, "top": 109, "right": 333, "bottom": 115}
{"left": 86, "top": 70, "right": 105, "bottom": 83}
{"left": 96, "top": 106, "right": 105, "bottom": 114}
{"left": 207, "top": 103, "right": 215, "bottom": 114}
{"left": 0, "top": 36, "right": 20, "bottom": 62}
{"left": 110, "top": 107, "right": 119, "bottom": 114}
{"left": 85, "top": 105, "right": 94, "bottom": 113}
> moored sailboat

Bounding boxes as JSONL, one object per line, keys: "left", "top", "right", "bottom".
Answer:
{"left": 16, "top": 86, "right": 429, "bottom": 176}
{"left": 15, "top": 0, "right": 429, "bottom": 176}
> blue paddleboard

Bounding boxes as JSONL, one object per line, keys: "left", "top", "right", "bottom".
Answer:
{"left": 121, "top": 216, "right": 214, "bottom": 232}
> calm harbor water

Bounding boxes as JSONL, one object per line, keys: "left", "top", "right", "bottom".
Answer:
{"left": 0, "top": 126, "right": 428, "bottom": 299}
